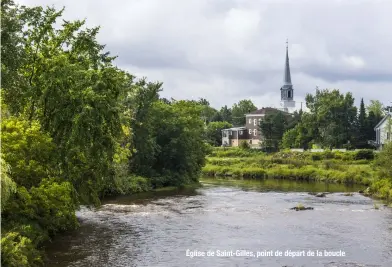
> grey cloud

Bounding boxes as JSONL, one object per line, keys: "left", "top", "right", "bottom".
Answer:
{"left": 18, "top": 0, "right": 392, "bottom": 109}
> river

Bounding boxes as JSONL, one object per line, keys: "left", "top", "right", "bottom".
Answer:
{"left": 45, "top": 178, "right": 392, "bottom": 267}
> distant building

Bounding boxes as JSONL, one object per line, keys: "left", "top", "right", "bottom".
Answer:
{"left": 222, "top": 41, "right": 296, "bottom": 147}
{"left": 373, "top": 112, "right": 392, "bottom": 150}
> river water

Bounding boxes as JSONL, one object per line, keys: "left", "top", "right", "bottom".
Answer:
{"left": 45, "top": 178, "right": 392, "bottom": 267}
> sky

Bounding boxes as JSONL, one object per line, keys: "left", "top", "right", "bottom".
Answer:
{"left": 18, "top": 0, "right": 392, "bottom": 110}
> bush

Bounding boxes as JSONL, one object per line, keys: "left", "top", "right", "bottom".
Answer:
{"left": 354, "top": 149, "right": 375, "bottom": 160}
{"left": 311, "top": 154, "right": 322, "bottom": 161}
{"left": 239, "top": 140, "right": 251, "bottom": 150}
{"left": 1, "top": 232, "right": 42, "bottom": 267}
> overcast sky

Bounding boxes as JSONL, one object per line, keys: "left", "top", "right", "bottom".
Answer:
{"left": 19, "top": 0, "right": 392, "bottom": 110}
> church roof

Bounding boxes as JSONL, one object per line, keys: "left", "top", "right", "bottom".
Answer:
{"left": 283, "top": 40, "right": 292, "bottom": 87}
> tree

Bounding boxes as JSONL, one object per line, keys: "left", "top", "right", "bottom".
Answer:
{"left": 305, "top": 89, "right": 357, "bottom": 148}
{"left": 148, "top": 100, "right": 210, "bottom": 186}
{"left": 218, "top": 105, "right": 232, "bottom": 123}
{"left": 356, "top": 98, "right": 369, "bottom": 148}
{"left": 197, "top": 98, "right": 219, "bottom": 124}
{"left": 367, "top": 100, "right": 385, "bottom": 119}
{"left": 366, "top": 111, "right": 378, "bottom": 141}
{"left": 205, "top": 121, "right": 233, "bottom": 146}
{"left": 259, "top": 111, "right": 288, "bottom": 152}
{"left": 231, "top": 100, "right": 257, "bottom": 126}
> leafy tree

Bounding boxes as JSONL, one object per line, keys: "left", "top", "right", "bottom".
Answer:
{"left": 205, "top": 121, "right": 233, "bottom": 146}
{"left": 1, "top": 158, "right": 16, "bottom": 212}
{"left": 259, "top": 111, "right": 288, "bottom": 152}
{"left": 305, "top": 89, "right": 357, "bottom": 148}
{"left": 367, "top": 100, "right": 385, "bottom": 119}
{"left": 148, "top": 100, "right": 210, "bottom": 186}
{"left": 1, "top": 117, "right": 57, "bottom": 189}
{"left": 218, "top": 105, "right": 232, "bottom": 123}
{"left": 231, "top": 99, "right": 257, "bottom": 126}
{"left": 1, "top": 3, "right": 130, "bottom": 204}
{"left": 197, "top": 98, "right": 219, "bottom": 124}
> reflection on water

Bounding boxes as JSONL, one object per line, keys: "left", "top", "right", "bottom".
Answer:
{"left": 44, "top": 179, "right": 392, "bottom": 267}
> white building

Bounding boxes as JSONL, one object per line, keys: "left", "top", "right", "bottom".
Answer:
{"left": 374, "top": 112, "right": 392, "bottom": 150}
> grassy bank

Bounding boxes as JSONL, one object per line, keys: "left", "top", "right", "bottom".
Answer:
{"left": 202, "top": 148, "right": 392, "bottom": 202}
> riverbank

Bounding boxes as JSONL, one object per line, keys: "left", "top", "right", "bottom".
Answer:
{"left": 201, "top": 148, "right": 392, "bottom": 202}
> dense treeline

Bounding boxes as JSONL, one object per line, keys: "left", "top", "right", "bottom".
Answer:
{"left": 0, "top": 1, "right": 209, "bottom": 265}
{"left": 195, "top": 91, "right": 388, "bottom": 151}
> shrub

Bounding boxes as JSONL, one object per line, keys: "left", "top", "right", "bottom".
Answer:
{"left": 239, "top": 140, "right": 251, "bottom": 150}
{"left": 1, "top": 232, "right": 42, "bottom": 267}
{"left": 311, "top": 154, "right": 322, "bottom": 161}
{"left": 354, "top": 149, "right": 375, "bottom": 160}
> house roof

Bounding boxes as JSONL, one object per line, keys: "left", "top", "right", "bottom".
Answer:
{"left": 221, "top": 127, "right": 246, "bottom": 131}
{"left": 374, "top": 113, "right": 391, "bottom": 130}
{"left": 245, "top": 107, "right": 290, "bottom": 116}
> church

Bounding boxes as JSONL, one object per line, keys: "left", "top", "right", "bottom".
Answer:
{"left": 222, "top": 41, "right": 296, "bottom": 147}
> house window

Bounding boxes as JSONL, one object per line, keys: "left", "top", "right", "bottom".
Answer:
{"left": 254, "top": 119, "right": 257, "bottom": 126}
{"left": 239, "top": 130, "right": 243, "bottom": 135}
{"left": 223, "top": 131, "right": 227, "bottom": 137}
{"left": 229, "top": 131, "right": 232, "bottom": 136}
{"left": 249, "top": 140, "right": 252, "bottom": 144}
{"left": 249, "top": 129, "right": 252, "bottom": 134}
{"left": 249, "top": 119, "right": 252, "bottom": 124}
{"left": 254, "top": 129, "right": 257, "bottom": 136}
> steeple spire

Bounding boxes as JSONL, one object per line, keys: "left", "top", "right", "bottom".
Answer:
{"left": 280, "top": 39, "right": 295, "bottom": 112}
{"left": 284, "top": 39, "right": 292, "bottom": 86}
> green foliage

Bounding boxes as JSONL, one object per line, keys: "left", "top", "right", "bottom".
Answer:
{"left": 129, "top": 98, "right": 210, "bottom": 187}
{"left": 367, "top": 100, "right": 385, "bottom": 118}
{"left": 355, "top": 98, "right": 369, "bottom": 148}
{"left": 1, "top": 232, "right": 42, "bottom": 267}
{"left": 231, "top": 99, "right": 257, "bottom": 126}
{"left": 205, "top": 121, "right": 232, "bottom": 146}
{"left": 259, "top": 111, "right": 291, "bottom": 151}
{"left": 1, "top": 157, "right": 17, "bottom": 211}
{"left": 375, "top": 142, "right": 392, "bottom": 178}
{"left": 203, "top": 149, "right": 376, "bottom": 185}
{"left": 1, "top": 117, "right": 57, "bottom": 188}
{"left": 354, "top": 149, "right": 375, "bottom": 160}
{"left": 1, "top": 179, "right": 78, "bottom": 266}
{"left": 218, "top": 105, "right": 232, "bottom": 123}
{"left": 239, "top": 140, "right": 251, "bottom": 150}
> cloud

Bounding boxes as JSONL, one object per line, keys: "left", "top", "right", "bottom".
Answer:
{"left": 17, "top": 0, "right": 392, "bottom": 109}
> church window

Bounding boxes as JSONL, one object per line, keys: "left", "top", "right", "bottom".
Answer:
{"left": 288, "top": 90, "right": 292, "bottom": 98}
